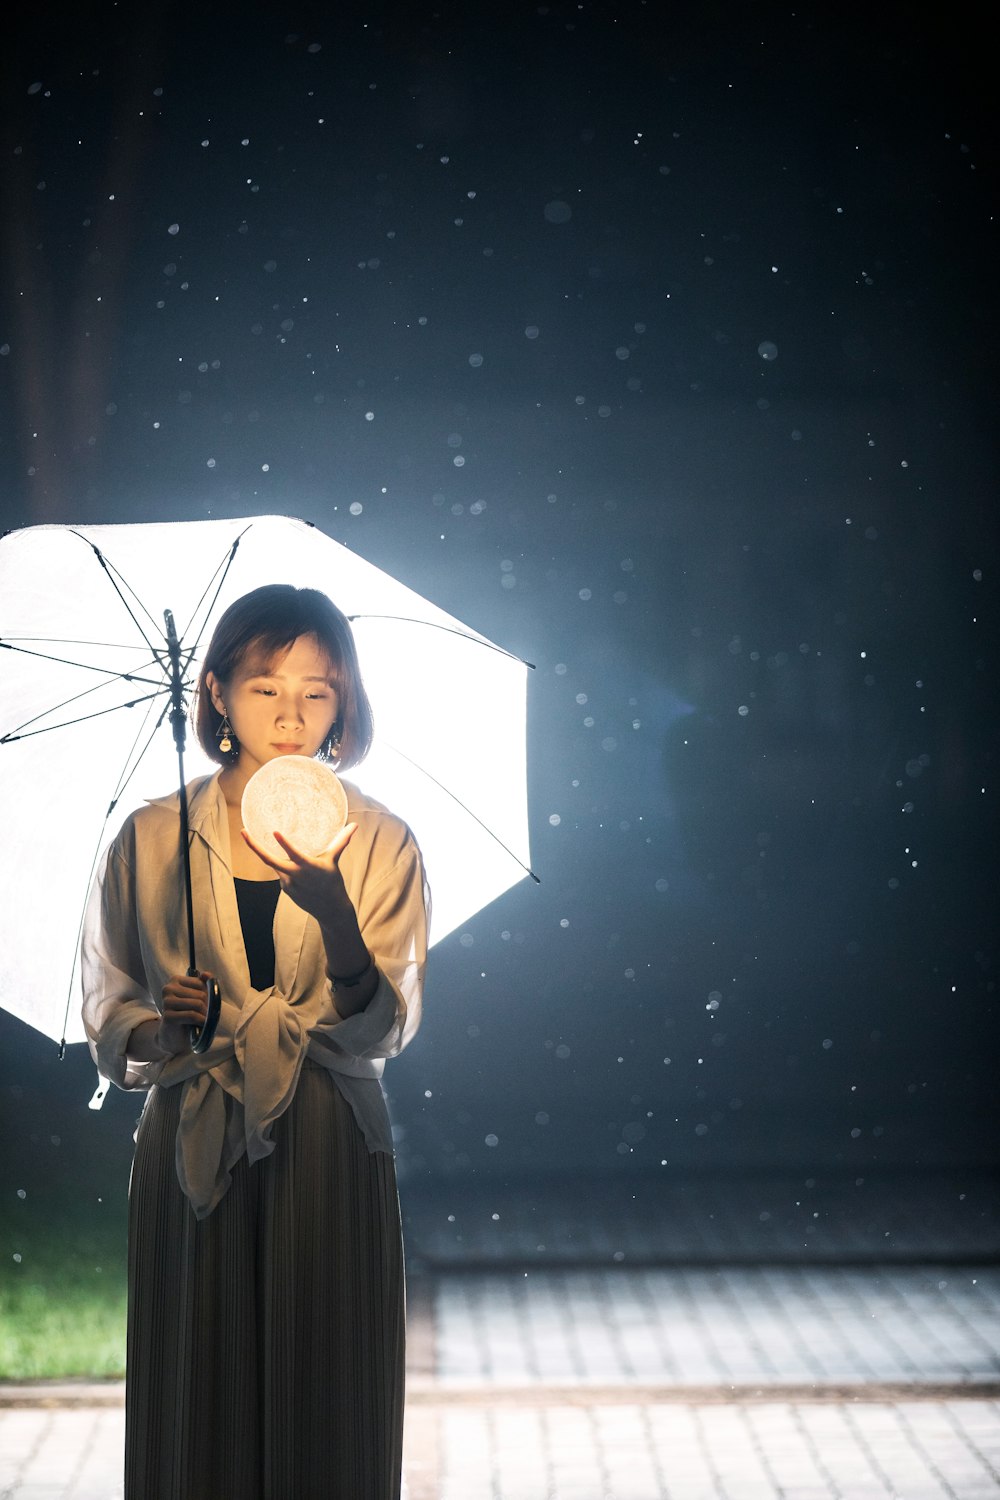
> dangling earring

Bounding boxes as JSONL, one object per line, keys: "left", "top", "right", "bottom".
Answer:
{"left": 323, "top": 723, "right": 343, "bottom": 762}
{"left": 217, "top": 713, "right": 234, "bottom": 756}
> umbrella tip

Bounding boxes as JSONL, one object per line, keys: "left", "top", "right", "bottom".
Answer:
{"left": 88, "top": 1075, "right": 111, "bottom": 1110}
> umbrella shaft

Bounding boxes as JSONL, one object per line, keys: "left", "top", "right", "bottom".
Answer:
{"left": 164, "top": 608, "right": 198, "bottom": 975}
{"left": 175, "top": 747, "right": 198, "bottom": 975}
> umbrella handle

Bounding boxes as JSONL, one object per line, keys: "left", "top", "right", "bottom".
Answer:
{"left": 190, "top": 972, "right": 221, "bottom": 1056}
{"left": 190, "top": 974, "right": 221, "bottom": 1054}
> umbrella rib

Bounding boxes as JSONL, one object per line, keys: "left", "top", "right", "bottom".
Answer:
{"left": 59, "top": 836, "right": 109, "bottom": 1058}
{"left": 106, "top": 694, "right": 173, "bottom": 815}
{"left": 1, "top": 636, "right": 154, "bottom": 651}
{"left": 180, "top": 527, "right": 251, "bottom": 652}
{"left": 379, "top": 741, "right": 540, "bottom": 884}
{"left": 0, "top": 647, "right": 167, "bottom": 738}
{"left": 58, "top": 703, "right": 171, "bottom": 1052}
{"left": 68, "top": 532, "right": 165, "bottom": 662}
{"left": 0, "top": 639, "right": 165, "bottom": 687}
{"left": 348, "top": 615, "right": 536, "bottom": 670}
{"left": 2, "top": 688, "right": 169, "bottom": 742}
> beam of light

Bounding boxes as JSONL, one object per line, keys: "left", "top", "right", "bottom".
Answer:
{"left": 0, "top": 516, "right": 532, "bottom": 1046}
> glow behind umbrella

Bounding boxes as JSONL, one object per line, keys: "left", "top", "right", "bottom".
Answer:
{"left": 0, "top": 516, "right": 532, "bottom": 1045}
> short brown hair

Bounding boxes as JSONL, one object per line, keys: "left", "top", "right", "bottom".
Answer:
{"left": 195, "top": 584, "right": 374, "bottom": 770}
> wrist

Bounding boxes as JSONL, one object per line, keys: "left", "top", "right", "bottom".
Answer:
{"left": 328, "top": 950, "right": 375, "bottom": 987}
{"left": 328, "top": 951, "right": 379, "bottom": 1018}
{"left": 155, "top": 1019, "right": 189, "bottom": 1057}
{"left": 127, "top": 1018, "right": 176, "bottom": 1062}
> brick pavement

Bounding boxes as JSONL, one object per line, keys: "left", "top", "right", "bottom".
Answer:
{"left": 419, "top": 1400, "right": 1000, "bottom": 1500}
{"left": 2, "top": 1395, "right": 999, "bottom": 1498}
{"left": 431, "top": 1265, "right": 1000, "bottom": 1390}
{"left": 3, "top": 1262, "right": 999, "bottom": 1499}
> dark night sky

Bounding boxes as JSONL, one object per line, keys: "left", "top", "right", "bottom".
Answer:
{"left": 0, "top": 0, "right": 996, "bottom": 1230}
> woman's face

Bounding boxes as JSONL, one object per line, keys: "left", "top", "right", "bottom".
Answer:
{"left": 207, "top": 633, "right": 339, "bottom": 776}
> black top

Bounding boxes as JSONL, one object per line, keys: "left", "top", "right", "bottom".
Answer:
{"left": 234, "top": 878, "right": 281, "bottom": 991}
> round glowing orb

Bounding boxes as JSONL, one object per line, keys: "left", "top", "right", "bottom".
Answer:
{"left": 241, "top": 756, "right": 348, "bottom": 862}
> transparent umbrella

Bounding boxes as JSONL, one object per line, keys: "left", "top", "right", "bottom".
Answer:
{"left": 0, "top": 515, "right": 534, "bottom": 1056}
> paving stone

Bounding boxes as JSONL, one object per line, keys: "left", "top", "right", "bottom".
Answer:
{"left": 434, "top": 1265, "right": 1000, "bottom": 1390}
{"left": 2, "top": 1258, "right": 998, "bottom": 1499}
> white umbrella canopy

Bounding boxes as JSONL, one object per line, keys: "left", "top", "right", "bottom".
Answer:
{"left": 0, "top": 515, "right": 533, "bottom": 1047}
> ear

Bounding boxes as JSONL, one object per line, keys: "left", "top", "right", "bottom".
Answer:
{"left": 206, "top": 672, "right": 226, "bottom": 715}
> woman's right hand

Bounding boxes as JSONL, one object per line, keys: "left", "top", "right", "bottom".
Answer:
{"left": 157, "top": 971, "right": 212, "bottom": 1054}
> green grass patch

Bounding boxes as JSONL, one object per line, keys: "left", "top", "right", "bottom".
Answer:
{"left": 0, "top": 1197, "right": 127, "bottom": 1380}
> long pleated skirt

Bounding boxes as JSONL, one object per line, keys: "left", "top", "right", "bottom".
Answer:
{"left": 125, "top": 1059, "right": 405, "bottom": 1500}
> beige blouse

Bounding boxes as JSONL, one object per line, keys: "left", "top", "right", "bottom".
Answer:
{"left": 81, "top": 770, "right": 429, "bottom": 1219}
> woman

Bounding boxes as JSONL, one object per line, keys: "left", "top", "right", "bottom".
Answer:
{"left": 81, "top": 584, "right": 429, "bottom": 1500}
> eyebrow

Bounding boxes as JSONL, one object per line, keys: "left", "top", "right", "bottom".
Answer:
{"left": 244, "top": 666, "right": 335, "bottom": 683}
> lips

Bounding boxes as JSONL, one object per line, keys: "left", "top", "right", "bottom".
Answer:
{"left": 272, "top": 743, "right": 304, "bottom": 753}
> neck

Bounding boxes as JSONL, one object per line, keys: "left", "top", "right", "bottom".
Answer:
{"left": 218, "top": 761, "right": 257, "bottom": 805}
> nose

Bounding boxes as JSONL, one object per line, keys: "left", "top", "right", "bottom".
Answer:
{"left": 275, "top": 694, "right": 304, "bottom": 728}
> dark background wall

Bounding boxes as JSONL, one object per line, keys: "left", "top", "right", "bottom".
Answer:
{"left": 0, "top": 1, "right": 996, "bottom": 1243}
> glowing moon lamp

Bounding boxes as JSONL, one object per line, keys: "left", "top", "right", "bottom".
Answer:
{"left": 241, "top": 756, "right": 349, "bottom": 862}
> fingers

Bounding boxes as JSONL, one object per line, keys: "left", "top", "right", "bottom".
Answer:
{"left": 241, "top": 828, "right": 291, "bottom": 872}
{"left": 274, "top": 822, "right": 357, "bottom": 862}
{"left": 166, "top": 1003, "right": 208, "bottom": 1027}
{"left": 325, "top": 822, "right": 358, "bottom": 859}
{"left": 161, "top": 973, "right": 210, "bottom": 1026}
{"left": 162, "top": 973, "right": 208, "bottom": 998}
{"left": 248, "top": 823, "right": 356, "bottom": 871}
{"left": 271, "top": 828, "right": 307, "bottom": 862}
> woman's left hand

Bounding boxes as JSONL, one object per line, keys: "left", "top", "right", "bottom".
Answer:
{"left": 242, "top": 822, "right": 358, "bottom": 924}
